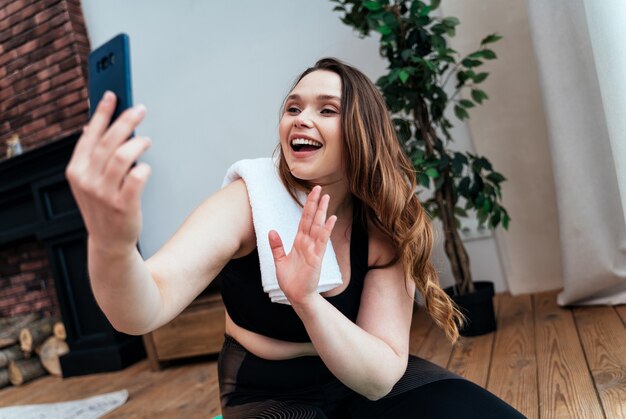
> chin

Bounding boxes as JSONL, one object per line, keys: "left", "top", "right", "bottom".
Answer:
{"left": 288, "top": 168, "right": 314, "bottom": 182}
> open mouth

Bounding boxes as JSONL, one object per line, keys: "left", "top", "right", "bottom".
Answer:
{"left": 291, "top": 138, "right": 323, "bottom": 152}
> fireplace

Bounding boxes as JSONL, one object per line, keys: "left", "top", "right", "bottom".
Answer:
{"left": 0, "top": 135, "right": 145, "bottom": 376}
{"left": 0, "top": 0, "right": 145, "bottom": 376}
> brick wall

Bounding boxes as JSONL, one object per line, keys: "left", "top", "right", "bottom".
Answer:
{"left": 0, "top": 0, "right": 90, "bottom": 318}
{"left": 0, "top": 0, "right": 91, "bottom": 159}
{"left": 0, "top": 238, "right": 58, "bottom": 317}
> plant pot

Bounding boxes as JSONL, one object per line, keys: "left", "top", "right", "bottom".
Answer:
{"left": 444, "top": 281, "right": 496, "bottom": 337}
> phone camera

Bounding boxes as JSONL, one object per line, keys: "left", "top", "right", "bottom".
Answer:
{"left": 97, "top": 52, "right": 115, "bottom": 72}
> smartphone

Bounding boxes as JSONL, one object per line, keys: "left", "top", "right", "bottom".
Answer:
{"left": 88, "top": 33, "right": 133, "bottom": 125}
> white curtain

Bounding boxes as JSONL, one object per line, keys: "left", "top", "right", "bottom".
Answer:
{"left": 526, "top": 0, "right": 626, "bottom": 305}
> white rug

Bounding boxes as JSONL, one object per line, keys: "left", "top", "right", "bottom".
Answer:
{"left": 0, "top": 389, "right": 128, "bottom": 419}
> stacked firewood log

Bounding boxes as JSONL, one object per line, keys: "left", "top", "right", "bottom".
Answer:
{"left": 0, "top": 314, "right": 68, "bottom": 388}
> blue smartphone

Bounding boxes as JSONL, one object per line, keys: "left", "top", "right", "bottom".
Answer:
{"left": 88, "top": 33, "right": 133, "bottom": 124}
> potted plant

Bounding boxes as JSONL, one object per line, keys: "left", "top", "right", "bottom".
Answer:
{"left": 331, "top": 0, "right": 510, "bottom": 336}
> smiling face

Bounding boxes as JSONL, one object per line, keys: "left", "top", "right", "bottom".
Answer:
{"left": 279, "top": 70, "right": 345, "bottom": 186}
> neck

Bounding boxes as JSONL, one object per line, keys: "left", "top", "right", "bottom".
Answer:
{"left": 315, "top": 179, "right": 353, "bottom": 222}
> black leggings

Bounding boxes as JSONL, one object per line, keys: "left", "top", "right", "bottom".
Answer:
{"left": 218, "top": 335, "right": 526, "bottom": 418}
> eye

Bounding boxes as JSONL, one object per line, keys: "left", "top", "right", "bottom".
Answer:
{"left": 286, "top": 106, "right": 300, "bottom": 114}
{"left": 321, "top": 108, "right": 338, "bottom": 115}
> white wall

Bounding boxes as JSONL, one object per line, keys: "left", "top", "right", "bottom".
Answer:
{"left": 80, "top": 0, "right": 508, "bottom": 292}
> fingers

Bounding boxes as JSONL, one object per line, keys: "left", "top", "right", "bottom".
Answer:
{"left": 119, "top": 162, "right": 152, "bottom": 212}
{"left": 69, "top": 92, "right": 117, "bottom": 167}
{"left": 268, "top": 230, "right": 286, "bottom": 262}
{"left": 89, "top": 104, "right": 147, "bottom": 175}
{"left": 87, "top": 91, "right": 117, "bottom": 142}
{"left": 294, "top": 185, "right": 336, "bottom": 257}
{"left": 298, "top": 185, "right": 321, "bottom": 235}
{"left": 315, "top": 215, "right": 337, "bottom": 255}
{"left": 310, "top": 193, "right": 330, "bottom": 238}
{"left": 101, "top": 136, "right": 152, "bottom": 195}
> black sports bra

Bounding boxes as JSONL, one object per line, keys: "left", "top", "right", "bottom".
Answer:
{"left": 218, "top": 207, "right": 369, "bottom": 343}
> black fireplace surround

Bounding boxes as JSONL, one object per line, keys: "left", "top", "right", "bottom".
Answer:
{"left": 0, "top": 134, "right": 145, "bottom": 377}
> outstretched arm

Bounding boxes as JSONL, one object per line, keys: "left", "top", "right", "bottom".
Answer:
{"left": 269, "top": 187, "right": 414, "bottom": 400}
{"left": 67, "top": 92, "right": 253, "bottom": 335}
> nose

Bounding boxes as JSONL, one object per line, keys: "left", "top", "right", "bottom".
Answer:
{"left": 294, "top": 110, "right": 313, "bottom": 128}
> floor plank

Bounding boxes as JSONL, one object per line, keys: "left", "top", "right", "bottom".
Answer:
{"left": 412, "top": 312, "right": 454, "bottom": 368}
{"left": 534, "top": 291, "right": 604, "bottom": 419}
{"left": 615, "top": 305, "right": 626, "bottom": 326}
{"left": 0, "top": 359, "right": 220, "bottom": 418}
{"left": 409, "top": 306, "right": 433, "bottom": 356}
{"left": 447, "top": 293, "right": 500, "bottom": 386}
{"left": 1, "top": 292, "right": 624, "bottom": 418}
{"left": 573, "top": 305, "right": 626, "bottom": 418}
{"left": 487, "top": 293, "right": 538, "bottom": 419}
{"left": 109, "top": 361, "right": 219, "bottom": 418}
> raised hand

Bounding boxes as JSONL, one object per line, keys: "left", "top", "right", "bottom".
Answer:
{"left": 268, "top": 186, "right": 337, "bottom": 306}
{"left": 65, "top": 91, "right": 152, "bottom": 253}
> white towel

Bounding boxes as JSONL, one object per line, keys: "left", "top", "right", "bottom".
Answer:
{"left": 222, "top": 158, "right": 343, "bottom": 304}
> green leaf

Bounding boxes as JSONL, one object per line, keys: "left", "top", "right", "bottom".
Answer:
{"left": 435, "top": 176, "right": 445, "bottom": 190}
{"left": 364, "top": 1, "right": 382, "bottom": 11}
{"left": 419, "top": 5, "right": 432, "bottom": 16}
{"left": 401, "top": 49, "right": 413, "bottom": 61}
{"left": 479, "top": 157, "right": 493, "bottom": 171}
{"left": 443, "top": 16, "right": 460, "bottom": 27}
{"left": 418, "top": 172, "right": 430, "bottom": 188}
{"left": 416, "top": 15, "right": 431, "bottom": 26}
{"left": 376, "top": 25, "right": 392, "bottom": 35}
{"left": 399, "top": 69, "right": 410, "bottom": 84}
{"left": 471, "top": 89, "right": 489, "bottom": 104}
{"left": 482, "top": 198, "right": 492, "bottom": 212}
{"left": 457, "top": 70, "right": 475, "bottom": 85}
{"left": 462, "top": 58, "right": 482, "bottom": 68}
{"left": 460, "top": 99, "right": 475, "bottom": 108}
{"left": 477, "top": 209, "right": 488, "bottom": 225}
{"left": 455, "top": 152, "right": 469, "bottom": 164}
{"left": 431, "top": 23, "right": 447, "bottom": 35}
{"left": 430, "top": 0, "right": 442, "bottom": 10}
{"left": 426, "top": 167, "right": 440, "bottom": 178}
{"left": 458, "top": 177, "right": 470, "bottom": 194}
{"left": 502, "top": 213, "right": 510, "bottom": 229}
{"left": 481, "top": 33, "right": 503, "bottom": 45}
{"left": 452, "top": 155, "right": 466, "bottom": 176}
{"left": 451, "top": 159, "right": 463, "bottom": 176}
{"left": 454, "top": 105, "right": 469, "bottom": 120}
{"left": 487, "top": 172, "right": 506, "bottom": 183}
{"left": 431, "top": 35, "right": 446, "bottom": 49}
{"left": 468, "top": 49, "right": 497, "bottom": 60}
{"left": 332, "top": 5, "right": 346, "bottom": 12}
{"left": 424, "top": 59, "right": 436, "bottom": 71}
{"left": 473, "top": 72, "right": 489, "bottom": 83}
{"left": 481, "top": 49, "right": 497, "bottom": 59}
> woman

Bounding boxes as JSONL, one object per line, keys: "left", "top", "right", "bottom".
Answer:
{"left": 66, "top": 58, "right": 525, "bottom": 418}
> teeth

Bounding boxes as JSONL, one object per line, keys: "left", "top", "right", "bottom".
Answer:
{"left": 291, "top": 138, "right": 322, "bottom": 147}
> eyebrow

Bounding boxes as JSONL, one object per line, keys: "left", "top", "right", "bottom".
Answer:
{"left": 287, "top": 94, "right": 341, "bottom": 102}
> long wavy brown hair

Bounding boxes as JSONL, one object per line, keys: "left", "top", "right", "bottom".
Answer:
{"left": 276, "top": 58, "right": 465, "bottom": 343}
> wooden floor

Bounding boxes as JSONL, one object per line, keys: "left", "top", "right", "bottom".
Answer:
{"left": 1, "top": 290, "right": 625, "bottom": 418}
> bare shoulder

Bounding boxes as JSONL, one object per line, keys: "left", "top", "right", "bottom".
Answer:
{"left": 146, "top": 178, "right": 254, "bottom": 282}
{"left": 222, "top": 179, "right": 256, "bottom": 257}
{"left": 204, "top": 178, "right": 256, "bottom": 257}
{"left": 366, "top": 219, "right": 399, "bottom": 269}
